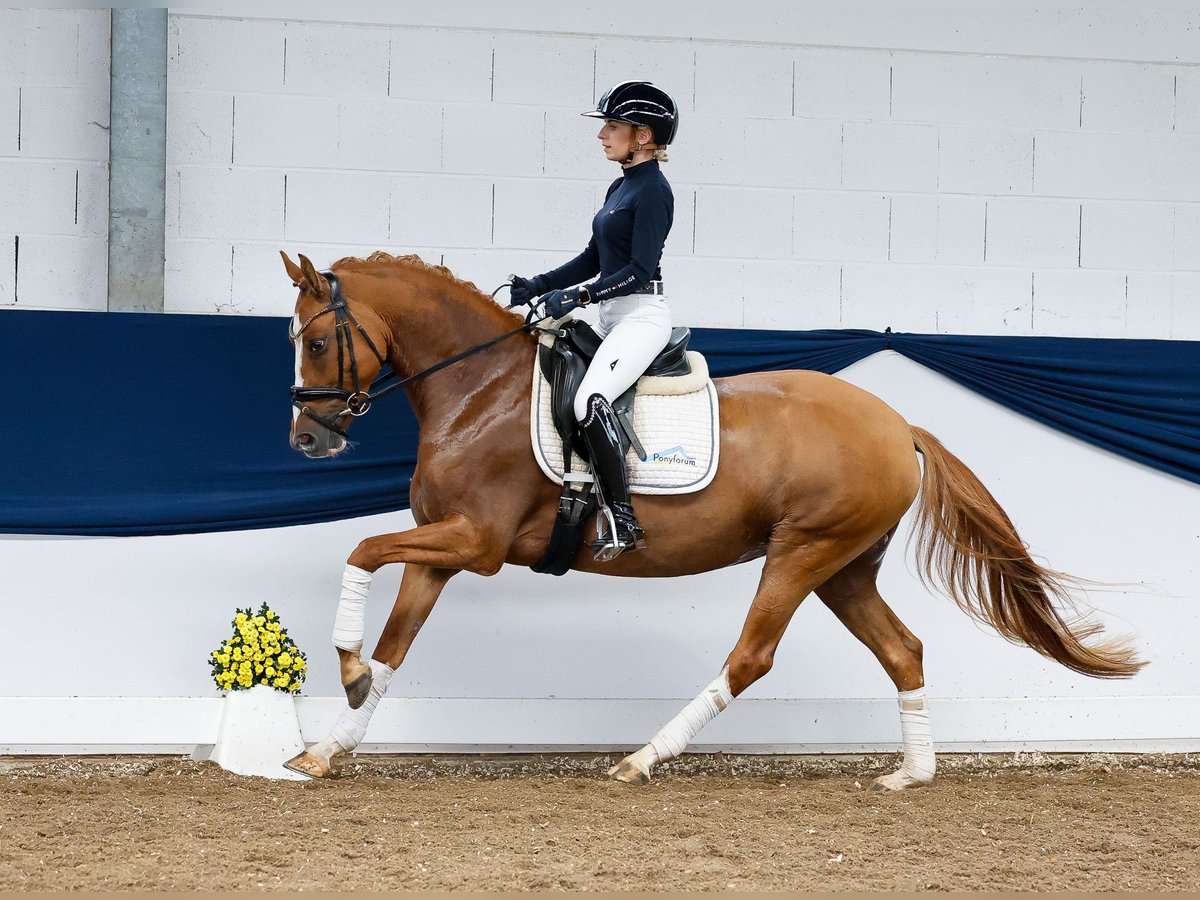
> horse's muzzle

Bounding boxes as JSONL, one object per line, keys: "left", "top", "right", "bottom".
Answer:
{"left": 291, "top": 424, "right": 347, "bottom": 458}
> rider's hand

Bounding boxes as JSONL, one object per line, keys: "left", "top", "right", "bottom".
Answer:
{"left": 543, "top": 287, "right": 584, "bottom": 318}
{"left": 509, "top": 275, "right": 543, "bottom": 306}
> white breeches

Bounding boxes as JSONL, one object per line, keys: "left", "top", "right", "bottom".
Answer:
{"left": 573, "top": 294, "right": 672, "bottom": 421}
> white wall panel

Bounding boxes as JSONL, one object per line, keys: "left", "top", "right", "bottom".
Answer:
{"left": 0, "top": 9, "right": 108, "bottom": 311}
{"left": 1034, "top": 131, "right": 1200, "bottom": 203}
{"left": 388, "top": 28, "right": 493, "bottom": 103}
{"left": 937, "top": 126, "right": 1033, "bottom": 196}
{"left": 660, "top": 114, "right": 745, "bottom": 187}
{"left": 985, "top": 197, "right": 1080, "bottom": 268}
{"left": 1032, "top": 269, "right": 1128, "bottom": 337}
{"left": 693, "top": 186, "right": 792, "bottom": 260}
{"left": 281, "top": 22, "right": 390, "bottom": 98}
{"left": 493, "top": 178, "right": 598, "bottom": 252}
{"left": 1177, "top": 69, "right": 1200, "bottom": 133}
{"left": 0, "top": 86, "right": 18, "bottom": 155}
{"left": 841, "top": 121, "right": 938, "bottom": 193}
{"left": 14, "top": 233, "right": 106, "bottom": 309}
{"left": 178, "top": 167, "right": 284, "bottom": 240}
{"left": 1079, "top": 62, "right": 1177, "bottom": 133}
{"left": 693, "top": 44, "right": 793, "bottom": 119}
{"left": 491, "top": 32, "right": 596, "bottom": 108}
{"left": 441, "top": 102, "right": 545, "bottom": 177}
{"left": 1174, "top": 204, "right": 1200, "bottom": 271}
{"left": 739, "top": 260, "right": 840, "bottom": 330}
{"left": 889, "top": 194, "right": 986, "bottom": 266}
{"left": 1169, "top": 272, "right": 1200, "bottom": 339}
{"left": 336, "top": 99, "right": 442, "bottom": 173}
{"left": 391, "top": 174, "right": 494, "bottom": 250}
{"left": 744, "top": 117, "right": 841, "bottom": 190}
{"left": 791, "top": 47, "right": 891, "bottom": 122}
{"left": 284, "top": 170, "right": 389, "bottom": 245}
{"left": 890, "top": 53, "right": 1080, "bottom": 130}
{"left": 170, "top": 15, "right": 285, "bottom": 93}
{"left": 1080, "top": 201, "right": 1176, "bottom": 271}
{"left": 230, "top": 93, "right": 339, "bottom": 169}
{"left": 0, "top": 161, "right": 82, "bottom": 232}
{"left": 165, "top": 239, "right": 234, "bottom": 314}
{"left": 792, "top": 190, "right": 890, "bottom": 263}
{"left": 17, "top": 85, "right": 109, "bottom": 161}
{"left": 168, "top": 91, "right": 234, "bottom": 167}
{"left": 1124, "top": 272, "right": 1176, "bottom": 339}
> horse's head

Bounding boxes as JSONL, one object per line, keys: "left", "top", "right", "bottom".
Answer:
{"left": 282, "top": 251, "right": 390, "bottom": 459}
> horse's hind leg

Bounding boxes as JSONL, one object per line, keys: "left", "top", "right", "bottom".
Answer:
{"left": 609, "top": 532, "right": 850, "bottom": 785}
{"left": 814, "top": 528, "right": 936, "bottom": 790}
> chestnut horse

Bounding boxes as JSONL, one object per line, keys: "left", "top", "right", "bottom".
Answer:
{"left": 280, "top": 251, "right": 1142, "bottom": 785}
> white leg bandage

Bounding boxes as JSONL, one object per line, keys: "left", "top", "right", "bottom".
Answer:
{"left": 332, "top": 564, "right": 372, "bottom": 652}
{"left": 328, "top": 658, "right": 394, "bottom": 754}
{"left": 626, "top": 668, "right": 734, "bottom": 774}
{"left": 896, "top": 687, "right": 936, "bottom": 783}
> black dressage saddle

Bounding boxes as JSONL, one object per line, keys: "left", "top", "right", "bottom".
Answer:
{"left": 532, "top": 319, "right": 693, "bottom": 575}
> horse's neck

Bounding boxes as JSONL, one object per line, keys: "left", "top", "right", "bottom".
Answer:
{"left": 367, "top": 275, "right": 532, "bottom": 431}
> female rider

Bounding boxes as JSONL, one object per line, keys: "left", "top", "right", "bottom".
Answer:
{"left": 510, "top": 81, "right": 678, "bottom": 560}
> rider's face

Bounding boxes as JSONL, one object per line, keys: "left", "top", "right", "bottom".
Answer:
{"left": 597, "top": 119, "right": 639, "bottom": 162}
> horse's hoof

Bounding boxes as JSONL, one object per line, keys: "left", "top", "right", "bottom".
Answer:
{"left": 607, "top": 759, "right": 651, "bottom": 785}
{"left": 871, "top": 771, "right": 933, "bottom": 791}
{"left": 283, "top": 751, "right": 332, "bottom": 779}
{"left": 343, "top": 667, "right": 373, "bottom": 710}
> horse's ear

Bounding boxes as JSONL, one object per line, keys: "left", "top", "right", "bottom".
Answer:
{"left": 280, "top": 251, "right": 304, "bottom": 287}
{"left": 296, "top": 253, "right": 328, "bottom": 297}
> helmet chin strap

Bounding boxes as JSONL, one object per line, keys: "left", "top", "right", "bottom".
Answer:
{"left": 622, "top": 139, "right": 657, "bottom": 166}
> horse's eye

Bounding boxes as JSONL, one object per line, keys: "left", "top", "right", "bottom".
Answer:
{"left": 309, "top": 339, "right": 326, "bottom": 353}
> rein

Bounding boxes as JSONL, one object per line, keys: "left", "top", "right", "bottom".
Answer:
{"left": 290, "top": 271, "right": 542, "bottom": 438}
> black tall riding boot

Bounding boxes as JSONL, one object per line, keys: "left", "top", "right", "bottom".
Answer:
{"left": 579, "top": 393, "right": 646, "bottom": 560}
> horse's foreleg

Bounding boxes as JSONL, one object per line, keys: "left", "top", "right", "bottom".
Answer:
{"left": 328, "top": 517, "right": 491, "bottom": 706}
{"left": 815, "top": 532, "right": 934, "bottom": 791}
{"left": 285, "top": 517, "right": 488, "bottom": 779}
{"left": 609, "top": 534, "right": 836, "bottom": 785}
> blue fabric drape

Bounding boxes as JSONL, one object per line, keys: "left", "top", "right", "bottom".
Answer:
{"left": 2, "top": 310, "right": 1197, "bottom": 535}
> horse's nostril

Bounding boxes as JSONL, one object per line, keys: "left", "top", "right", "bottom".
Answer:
{"left": 297, "top": 432, "right": 315, "bottom": 448}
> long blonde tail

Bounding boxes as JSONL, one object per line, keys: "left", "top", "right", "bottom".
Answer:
{"left": 909, "top": 426, "right": 1144, "bottom": 678}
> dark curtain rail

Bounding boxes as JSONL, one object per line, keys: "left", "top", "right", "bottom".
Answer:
{"left": 2, "top": 310, "right": 1197, "bottom": 536}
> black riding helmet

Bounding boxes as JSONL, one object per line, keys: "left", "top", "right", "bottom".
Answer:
{"left": 583, "top": 80, "right": 678, "bottom": 147}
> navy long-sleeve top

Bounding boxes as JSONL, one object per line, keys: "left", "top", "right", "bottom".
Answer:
{"left": 537, "top": 159, "right": 674, "bottom": 301}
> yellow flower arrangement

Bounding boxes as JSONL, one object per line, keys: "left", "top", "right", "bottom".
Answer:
{"left": 209, "top": 602, "right": 308, "bottom": 693}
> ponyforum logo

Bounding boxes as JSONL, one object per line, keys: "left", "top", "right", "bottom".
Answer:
{"left": 649, "top": 445, "right": 697, "bottom": 466}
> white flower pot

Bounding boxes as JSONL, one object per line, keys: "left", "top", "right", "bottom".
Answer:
{"left": 205, "top": 684, "right": 307, "bottom": 780}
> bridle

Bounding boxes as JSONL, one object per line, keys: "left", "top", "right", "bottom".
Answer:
{"left": 290, "top": 270, "right": 543, "bottom": 440}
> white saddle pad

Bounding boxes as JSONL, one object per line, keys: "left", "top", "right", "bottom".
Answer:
{"left": 530, "top": 340, "right": 720, "bottom": 495}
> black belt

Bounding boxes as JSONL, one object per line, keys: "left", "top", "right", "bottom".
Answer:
{"left": 631, "top": 281, "right": 664, "bottom": 296}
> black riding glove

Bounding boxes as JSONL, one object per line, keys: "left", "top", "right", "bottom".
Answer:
{"left": 509, "top": 275, "right": 543, "bottom": 306}
{"left": 542, "top": 286, "right": 589, "bottom": 318}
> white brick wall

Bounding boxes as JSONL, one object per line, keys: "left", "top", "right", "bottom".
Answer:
{"left": 148, "top": 10, "right": 1200, "bottom": 338}
{"left": 0, "top": 9, "right": 109, "bottom": 311}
